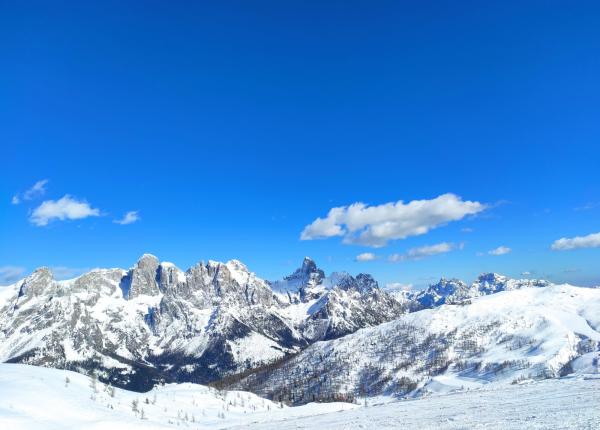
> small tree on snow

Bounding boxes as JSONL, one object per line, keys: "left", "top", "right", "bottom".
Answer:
{"left": 89, "top": 373, "right": 98, "bottom": 392}
{"left": 140, "top": 408, "right": 146, "bottom": 420}
{"left": 131, "top": 399, "right": 139, "bottom": 414}
{"left": 64, "top": 376, "right": 70, "bottom": 387}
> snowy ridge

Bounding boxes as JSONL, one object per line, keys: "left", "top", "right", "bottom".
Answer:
{"left": 2, "top": 254, "right": 598, "bottom": 406}
{"left": 232, "top": 283, "right": 600, "bottom": 404}
{"left": 0, "top": 255, "right": 403, "bottom": 391}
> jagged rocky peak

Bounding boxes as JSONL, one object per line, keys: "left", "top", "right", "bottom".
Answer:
{"left": 432, "top": 277, "right": 469, "bottom": 292}
{"left": 126, "top": 253, "right": 161, "bottom": 299}
{"left": 286, "top": 257, "right": 325, "bottom": 285}
{"left": 18, "top": 267, "right": 54, "bottom": 298}
{"left": 413, "top": 277, "right": 476, "bottom": 308}
{"left": 157, "top": 261, "right": 185, "bottom": 291}
{"left": 354, "top": 273, "right": 378, "bottom": 293}
{"left": 477, "top": 272, "right": 506, "bottom": 283}
{"left": 474, "top": 273, "right": 508, "bottom": 294}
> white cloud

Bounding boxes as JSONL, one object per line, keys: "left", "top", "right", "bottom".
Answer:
{"left": 488, "top": 246, "right": 511, "bottom": 256}
{"left": 12, "top": 179, "right": 49, "bottom": 204}
{"left": 355, "top": 252, "right": 377, "bottom": 262}
{"left": 521, "top": 271, "right": 531, "bottom": 277}
{"left": 389, "top": 242, "right": 457, "bottom": 262}
{"left": 461, "top": 227, "right": 474, "bottom": 233}
{"left": 385, "top": 282, "right": 414, "bottom": 291}
{"left": 301, "top": 194, "right": 486, "bottom": 247}
{"left": 23, "top": 179, "right": 49, "bottom": 200}
{"left": 0, "top": 266, "right": 26, "bottom": 285}
{"left": 30, "top": 195, "right": 100, "bottom": 226}
{"left": 551, "top": 232, "right": 600, "bottom": 251}
{"left": 51, "top": 266, "right": 89, "bottom": 280}
{"left": 114, "top": 211, "right": 140, "bottom": 225}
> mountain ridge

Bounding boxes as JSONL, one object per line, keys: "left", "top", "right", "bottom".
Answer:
{"left": 0, "top": 255, "right": 405, "bottom": 391}
{"left": 1, "top": 254, "right": 591, "bottom": 402}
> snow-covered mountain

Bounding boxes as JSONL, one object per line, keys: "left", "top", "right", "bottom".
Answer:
{"left": 2, "top": 254, "right": 598, "bottom": 404}
{"left": 409, "top": 273, "right": 551, "bottom": 309}
{"left": 0, "top": 255, "right": 403, "bottom": 390}
{"left": 231, "top": 282, "right": 600, "bottom": 404}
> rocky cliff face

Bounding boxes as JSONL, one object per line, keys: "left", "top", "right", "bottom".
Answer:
{"left": 1, "top": 255, "right": 563, "bottom": 397}
{"left": 0, "top": 255, "right": 405, "bottom": 391}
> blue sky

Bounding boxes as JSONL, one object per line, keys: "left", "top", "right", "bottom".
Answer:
{"left": 2, "top": 1, "right": 600, "bottom": 288}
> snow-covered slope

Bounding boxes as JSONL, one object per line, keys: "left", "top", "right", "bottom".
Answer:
{"left": 227, "top": 376, "right": 600, "bottom": 430}
{"left": 1, "top": 363, "right": 599, "bottom": 430}
{"left": 0, "top": 255, "right": 403, "bottom": 390}
{"left": 232, "top": 283, "right": 600, "bottom": 404}
{"left": 0, "top": 363, "right": 356, "bottom": 430}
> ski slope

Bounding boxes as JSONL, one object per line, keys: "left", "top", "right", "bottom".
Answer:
{"left": 1, "top": 363, "right": 599, "bottom": 429}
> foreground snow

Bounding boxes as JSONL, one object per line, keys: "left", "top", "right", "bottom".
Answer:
{"left": 0, "top": 364, "right": 355, "bottom": 430}
{"left": 1, "top": 364, "right": 599, "bottom": 429}
{"left": 231, "top": 376, "right": 600, "bottom": 429}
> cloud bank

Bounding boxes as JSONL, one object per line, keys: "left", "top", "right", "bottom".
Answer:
{"left": 301, "top": 193, "right": 486, "bottom": 247}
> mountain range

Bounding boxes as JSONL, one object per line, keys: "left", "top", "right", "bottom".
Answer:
{"left": 1, "top": 254, "right": 598, "bottom": 403}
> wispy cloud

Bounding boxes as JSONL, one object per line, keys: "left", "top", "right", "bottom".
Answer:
{"left": 12, "top": 179, "right": 49, "bottom": 205}
{"left": 30, "top": 195, "right": 100, "bottom": 226}
{"left": 301, "top": 193, "right": 486, "bottom": 248}
{"left": 389, "top": 242, "right": 459, "bottom": 262}
{"left": 355, "top": 252, "right": 377, "bottom": 262}
{"left": 114, "top": 211, "right": 140, "bottom": 225}
{"left": 51, "top": 266, "right": 89, "bottom": 280}
{"left": 551, "top": 232, "right": 600, "bottom": 251}
{"left": 488, "top": 246, "right": 511, "bottom": 256}
{"left": 0, "top": 266, "right": 26, "bottom": 285}
{"left": 574, "top": 202, "right": 600, "bottom": 211}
